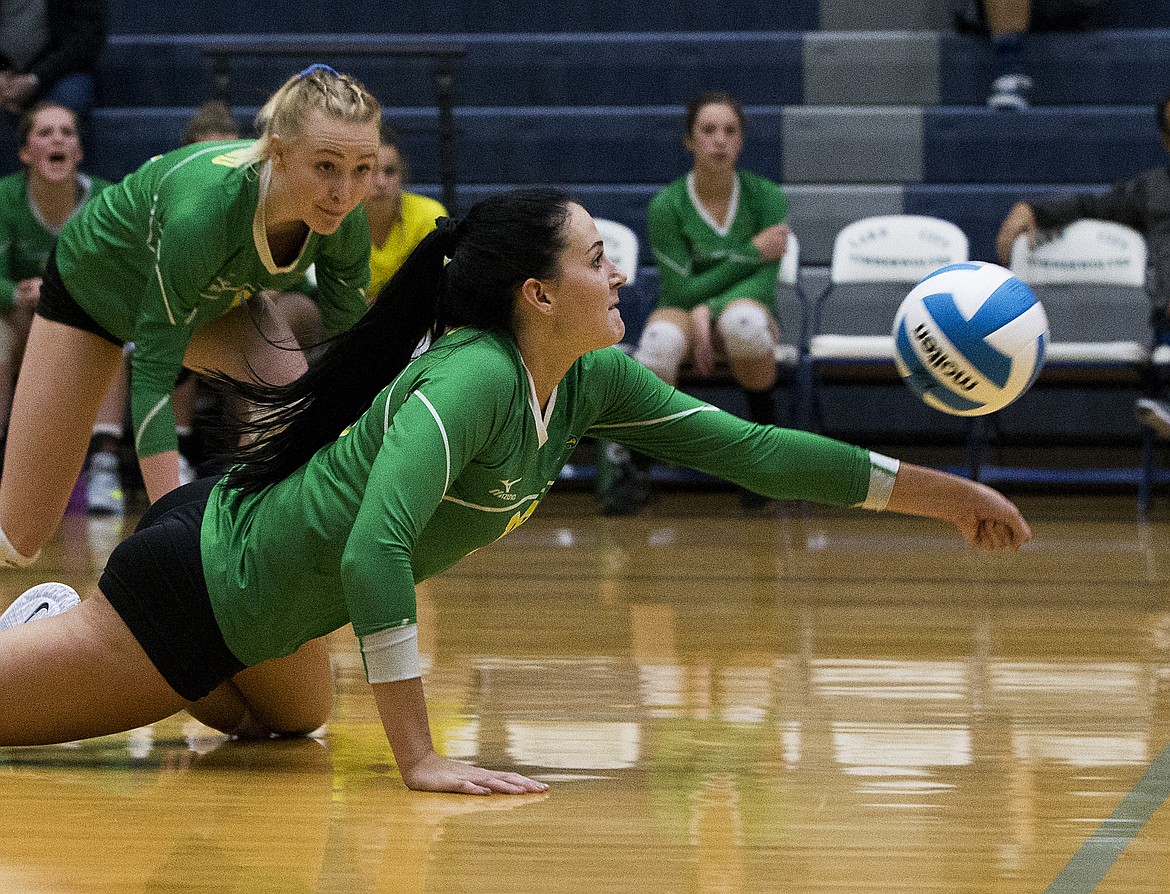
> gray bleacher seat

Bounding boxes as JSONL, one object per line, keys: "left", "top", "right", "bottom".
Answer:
{"left": 802, "top": 32, "right": 940, "bottom": 106}
{"left": 785, "top": 184, "right": 905, "bottom": 265}
{"left": 782, "top": 106, "right": 923, "bottom": 184}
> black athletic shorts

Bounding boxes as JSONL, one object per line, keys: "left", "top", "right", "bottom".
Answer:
{"left": 36, "top": 248, "right": 124, "bottom": 347}
{"left": 99, "top": 475, "right": 246, "bottom": 701}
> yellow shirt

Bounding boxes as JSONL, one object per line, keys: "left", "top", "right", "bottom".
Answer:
{"left": 368, "top": 191, "right": 448, "bottom": 300}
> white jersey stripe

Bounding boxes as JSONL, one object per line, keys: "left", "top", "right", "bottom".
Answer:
{"left": 413, "top": 391, "right": 451, "bottom": 494}
{"left": 135, "top": 395, "right": 171, "bottom": 452}
{"left": 589, "top": 404, "right": 719, "bottom": 430}
{"left": 442, "top": 493, "right": 543, "bottom": 513}
{"left": 154, "top": 254, "right": 177, "bottom": 325}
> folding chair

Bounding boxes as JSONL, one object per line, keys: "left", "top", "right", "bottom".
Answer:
{"left": 797, "top": 214, "right": 969, "bottom": 432}
{"left": 594, "top": 217, "right": 639, "bottom": 284}
{"left": 976, "top": 219, "right": 1156, "bottom": 505}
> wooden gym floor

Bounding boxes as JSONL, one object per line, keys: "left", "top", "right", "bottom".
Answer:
{"left": 0, "top": 488, "right": 1167, "bottom": 893}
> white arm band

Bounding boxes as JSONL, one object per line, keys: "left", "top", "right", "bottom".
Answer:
{"left": 859, "top": 452, "right": 900, "bottom": 511}
{"left": 360, "top": 623, "right": 422, "bottom": 684}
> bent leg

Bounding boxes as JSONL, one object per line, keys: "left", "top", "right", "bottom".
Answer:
{"left": 0, "top": 593, "right": 188, "bottom": 745}
{"left": 186, "top": 637, "right": 333, "bottom": 737}
{"left": 184, "top": 294, "right": 308, "bottom": 386}
{"left": 0, "top": 318, "right": 123, "bottom": 558}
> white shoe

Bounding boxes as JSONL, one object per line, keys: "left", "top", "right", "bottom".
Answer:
{"left": 0, "top": 582, "right": 80, "bottom": 631}
{"left": 1136, "top": 398, "right": 1170, "bottom": 439}
{"left": 86, "top": 451, "right": 125, "bottom": 515}
{"left": 987, "top": 73, "right": 1034, "bottom": 111}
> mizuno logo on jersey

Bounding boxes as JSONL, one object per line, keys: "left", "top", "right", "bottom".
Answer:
{"left": 489, "top": 478, "right": 523, "bottom": 501}
{"left": 201, "top": 276, "right": 257, "bottom": 305}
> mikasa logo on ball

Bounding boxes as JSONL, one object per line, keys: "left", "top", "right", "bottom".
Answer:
{"left": 911, "top": 322, "right": 979, "bottom": 392}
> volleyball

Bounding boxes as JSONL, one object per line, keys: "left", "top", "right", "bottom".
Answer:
{"left": 892, "top": 261, "right": 1048, "bottom": 416}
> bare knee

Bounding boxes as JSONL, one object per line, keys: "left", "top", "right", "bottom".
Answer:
{"left": 228, "top": 641, "right": 334, "bottom": 737}
{"left": 248, "top": 686, "right": 332, "bottom": 737}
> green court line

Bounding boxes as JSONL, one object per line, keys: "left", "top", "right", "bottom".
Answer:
{"left": 1044, "top": 740, "right": 1170, "bottom": 894}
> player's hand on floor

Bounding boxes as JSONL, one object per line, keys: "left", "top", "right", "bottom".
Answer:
{"left": 401, "top": 750, "right": 549, "bottom": 796}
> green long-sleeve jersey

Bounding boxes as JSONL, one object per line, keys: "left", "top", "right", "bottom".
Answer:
{"left": 54, "top": 141, "right": 371, "bottom": 457}
{"left": 648, "top": 170, "right": 788, "bottom": 315}
{"left": 201, "top": 329, "right": 898, "bottom": 685}
{"left": 0, "top": 171, "right": 109, "bottom": 311}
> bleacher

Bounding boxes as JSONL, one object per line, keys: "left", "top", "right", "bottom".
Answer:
{"left": 55, "top": 0, "right": 1170, "bottom": 487}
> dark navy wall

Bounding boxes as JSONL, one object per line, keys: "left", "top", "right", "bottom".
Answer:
{"left": 106, "top": 0, "right": 820, "bottom": 34}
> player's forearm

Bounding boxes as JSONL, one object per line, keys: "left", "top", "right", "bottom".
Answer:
{"left": 137, "top": 448, "right": 182, "bottom": 503}
{"left": 372, "top": 676, "right": 437, "bottom": 776}
{"left": 885, "top": 462, "right": 1006, "bottom": 526}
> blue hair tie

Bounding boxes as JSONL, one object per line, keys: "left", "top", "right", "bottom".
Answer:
{"left": 298, "top": 63, "right": 340, "bottom": 79}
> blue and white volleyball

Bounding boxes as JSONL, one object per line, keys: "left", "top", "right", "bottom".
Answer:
{"left": 892, "top": 262, "right": 1048, "bottom": 416}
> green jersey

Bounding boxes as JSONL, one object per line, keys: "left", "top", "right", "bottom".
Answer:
{"left": 647, "top": 170, "right": 788, "bottom": 315}
{"left": 55, "top": 141, "right": 371, "bottom": 457}
{"left": 201, "top": 329, "right": 897, "bottom": 685}
{"left": 0, "top": 171, "right": 109, "bottom": 312}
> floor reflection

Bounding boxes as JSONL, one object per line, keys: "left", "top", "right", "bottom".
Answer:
{"left": 0, "top": 491, "right": 1167, "bottom": 892}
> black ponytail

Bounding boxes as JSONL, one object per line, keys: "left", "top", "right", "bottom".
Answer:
{"left": 214, "top": 187, "right": 572, "bottom": 495}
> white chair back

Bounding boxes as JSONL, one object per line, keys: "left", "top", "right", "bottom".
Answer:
{"left": 594, "top": 218, "right": 640, "bottom": 285}
{"left": 830, "top": 214, "right": 969, "bottom": 284}
{"left": 1009, "top": 219, "right": 1149, "bottom": 357}
{"left": 779, "top": 230, "right": 799, "bottom": 286}
{"left": 1010, "top": 219, "right": 1147, "bottom": 286}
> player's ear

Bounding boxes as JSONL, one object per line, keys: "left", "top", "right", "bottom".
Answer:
{"left": 268, "top": 134, "right": 287, "bottom": 171}
{"left": 518, "top": 277, "right": 554, "bottom": 315}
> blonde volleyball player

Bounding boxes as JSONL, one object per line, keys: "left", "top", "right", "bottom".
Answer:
{"left": 0, "top": 189, "right": 1029, "bottom": 795}
{"left": 0, "top": 64, "right": 380, "bottom": 566}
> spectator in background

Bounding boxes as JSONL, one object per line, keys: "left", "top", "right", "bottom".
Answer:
{"left": 951, "top": 0, "right": 1101, "bottom": 111}
{"left": 994, "top": 92, "right": 1170, "bottom": 436}
{"left": 182, "top": 99, "right": 239, "bottom": 146}
{"left": 365, "top": 124, "right": 447, "bottom": 301}
{"left": 604, "top": 90, "right": 790, "bottom": 515}
{"left": 0, "top": 0, "right": 107, "bottom": 118}
{"left": 0, "top": 102, "right": 108, "bottom": 475}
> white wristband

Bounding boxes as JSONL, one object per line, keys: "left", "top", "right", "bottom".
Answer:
{"left": 360, "top": 623, "right": 421, "bottom": 683}
{"left": 859, "top": 452, "right": 900, "bottom": 511}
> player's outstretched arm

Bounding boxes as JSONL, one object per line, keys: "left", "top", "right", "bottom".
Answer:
{"left": 373, "top": 677, "right": 549, "bottom": 795}
{"left": 884, "top": 462, "right": 1031, "bottom": 550}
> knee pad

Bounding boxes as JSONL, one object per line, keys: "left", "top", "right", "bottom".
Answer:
{"left": 634, "top": 320, "right": 687, "bottom": 381}
{"left": 716, "top": 303, "right": 775, "bottom": 360}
